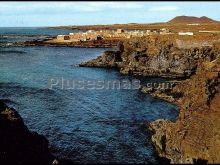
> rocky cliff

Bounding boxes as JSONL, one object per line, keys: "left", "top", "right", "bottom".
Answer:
{"left": 80, "top": 36, "right": 219, "bottom": 78}
{"left": 149, "top": 57, "right": 220, "bottom": 163}
{"left": 0, "top": 101, "right": 56, "bottom": 164}
{"left": 80, "top": 37, "right": 220, "bottom": 163}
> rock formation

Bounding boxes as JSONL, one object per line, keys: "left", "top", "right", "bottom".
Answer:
{"left": 0, "top": 101, "right": 55, "bottom": 164}
{"left": 80, "top": 36, "right": 219, "bottom": 78}
{"left": 149, "top": 57, "right": 220, "bottom": 163}
{"left": 80, "top": 36, "right": 220, "bottom": 163}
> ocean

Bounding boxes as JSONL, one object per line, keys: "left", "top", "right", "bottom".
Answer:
{"left": 0, "top": 27, "right": 178, "bottom": 163}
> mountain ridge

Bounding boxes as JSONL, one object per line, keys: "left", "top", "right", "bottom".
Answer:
{"left": 168, "top": 15, "right": 219, "bottom": 24}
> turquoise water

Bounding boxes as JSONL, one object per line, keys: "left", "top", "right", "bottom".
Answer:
{"left": 0, "top": 28, "right": 178, "bottom": 163}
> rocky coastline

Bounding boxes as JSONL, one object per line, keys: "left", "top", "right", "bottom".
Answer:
{"left": 13, "top": 37, "right": 121, "bottom": 48}
{"left": 148, "top": 58, "right": 220, "bottom": 163}
{"left": 3, "top": 33, "right": 220, "bottom": 163}
{"left": 80, "top": 36, "right": 220, "bottom": 163}
{"left": 80, "top": 36, "right": 218, "bottom": 78}
{"left": 0, "top": 101, "right": 57, "bottom": 164}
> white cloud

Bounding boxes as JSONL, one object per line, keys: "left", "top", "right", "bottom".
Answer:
{"left": 86, "top": 2, "right": 144, "bottom": 9}
{"left": 149, "top": 6, "right": 179, "bottom": 12}
{"left": 0, "top": 2, "right": 145, "bottom": 14}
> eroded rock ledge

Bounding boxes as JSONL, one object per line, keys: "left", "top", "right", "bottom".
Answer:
{"left": 80, "top": 36, "right": 220, "bottom": 79}
{"left": 0, "top": 101, "right": 56, "bottom": 164}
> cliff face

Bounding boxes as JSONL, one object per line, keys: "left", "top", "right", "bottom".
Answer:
{"left": 149, "top": 58, "right": 220, "bottom": 163}
{"left": 80, "top": 37, "right": 220, "bottom": 163}
{"left": 0, "top": 101, "right": 55, "bottom": 164}
{"left": 80, "top": 37, "right": 219, "bottom": 78}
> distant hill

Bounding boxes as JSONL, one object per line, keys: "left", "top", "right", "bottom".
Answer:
{"left": 168, "top": 16, "right": 219, "bottom": 24}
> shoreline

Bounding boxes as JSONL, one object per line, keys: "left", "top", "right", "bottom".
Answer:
{"left": 79, "top": 36, "right": 220, "bottom": 163}
{"left": 13, "top": 38, "right": 120, "bottom": 48}
{"left": 1, "top": 27, "right": 220, "bottom": 163}
{"left": 0, "top": 100, "right": 56, "bottom": 164}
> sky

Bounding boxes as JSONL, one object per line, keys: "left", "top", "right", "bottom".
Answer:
{"left": 0, "top": 1, "right": 220, "bottom": 27}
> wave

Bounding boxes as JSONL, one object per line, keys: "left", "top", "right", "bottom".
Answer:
{"left": 0, "top": 34, "right": 52, "bottom": 37}
{"left": 0, "top": 82, "right": 55, "bottom": 94}
{"left": 0, "top": 82, "right": 61, "bottom": 102}
{"left": 0, "top": 98, "right": 19, "bottom": 106}
{"left": 0, "top": 50, "right": 27, "bottom": 54}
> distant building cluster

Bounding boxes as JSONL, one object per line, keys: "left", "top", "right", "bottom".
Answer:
{"left": 55, "top": 28, "right": 172, "bottom": 42}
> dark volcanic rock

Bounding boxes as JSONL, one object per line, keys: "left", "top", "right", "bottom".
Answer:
{"left": 80, "top": 50, "right": 122, "bottom": 68}
{"left": 0, "top": 101, "right": 55, "bottom": 164}
{"left": 80, "top": 37, "right": 219, "bottom": 78}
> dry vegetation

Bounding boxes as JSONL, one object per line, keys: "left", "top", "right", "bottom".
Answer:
{"left": 52, "top": 23, "right": 220, "bottom": 33}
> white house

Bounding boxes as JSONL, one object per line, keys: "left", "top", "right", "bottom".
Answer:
{"left": 187, "top": 24, "right": 200, "bottom": 26}
{"left": 178, "top": 32, "right": 194, "bottom": 36}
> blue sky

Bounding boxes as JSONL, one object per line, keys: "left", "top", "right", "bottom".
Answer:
{"left": 0, "top": 1, "right": 220, "bottom": 27}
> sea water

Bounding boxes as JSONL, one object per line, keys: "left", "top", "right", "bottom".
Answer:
{"left": 0, "top": 28, "right": 178, "bottom": 163}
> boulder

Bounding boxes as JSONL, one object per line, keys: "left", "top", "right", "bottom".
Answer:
{"left": 0, "top": 101, "right": 55, "bottom": 164}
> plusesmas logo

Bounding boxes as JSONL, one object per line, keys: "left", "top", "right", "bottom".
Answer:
{"left": 48, "top": 77, "right": 141, "bottom": 90}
